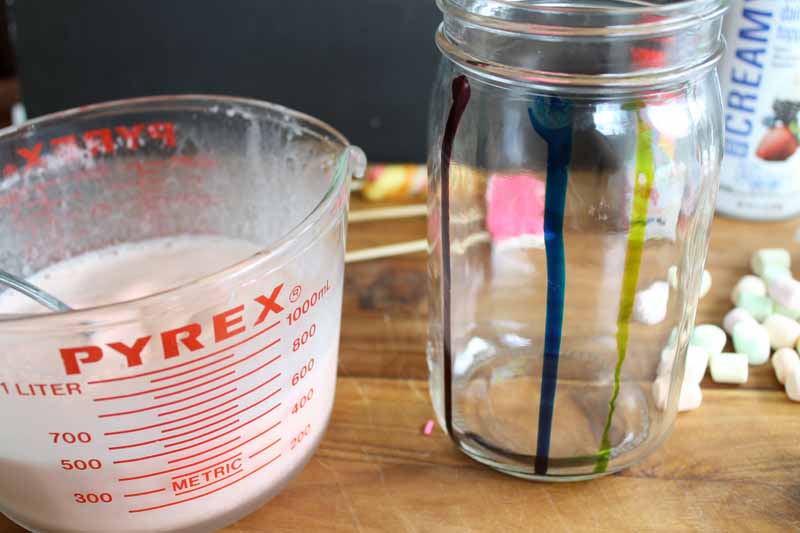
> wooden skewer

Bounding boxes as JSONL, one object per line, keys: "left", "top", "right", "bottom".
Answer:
{"left": 348, "top": 204, "right": 426, "bottom": 223}
{"left": 345, "top": 239, "right": 427, "bottom": 263}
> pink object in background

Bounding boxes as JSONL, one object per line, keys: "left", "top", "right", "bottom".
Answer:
{"left": 486, "top": 174, "right": 546, "bottom": 241}
{"left": 423, "top": 419, "right": 435, "bottom": 435}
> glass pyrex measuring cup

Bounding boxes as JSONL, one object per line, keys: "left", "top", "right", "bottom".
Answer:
{"left": 0, "top": 95, "right": 365, "bottom": 531}
{"left": 427, "top": 0, "right": 726, "bottom": 480}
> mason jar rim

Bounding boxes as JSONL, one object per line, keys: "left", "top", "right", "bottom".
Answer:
{"left": 437, "top": 0, "right": 729, "bottom": 38}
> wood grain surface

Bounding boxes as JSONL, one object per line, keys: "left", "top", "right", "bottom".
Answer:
{"left": 1, "top": 184, "right": 799, "bottom": 532}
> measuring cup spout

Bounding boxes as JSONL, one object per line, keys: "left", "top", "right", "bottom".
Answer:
{"left": 343, "top": 145, "right": 367, "bottom": 178}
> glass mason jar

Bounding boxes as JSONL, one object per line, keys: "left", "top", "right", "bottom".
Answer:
{"left": 427, "top": 0, "right": 727, "bottom": 480}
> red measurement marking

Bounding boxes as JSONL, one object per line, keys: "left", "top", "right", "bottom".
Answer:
{"left": 93, "top": 359, "right": 237, "bottom": 402}
{"left": 248, "top": 437, "right": 281, "bottom": 459}
{"left": 161, "top": 404, "right": 241, "bottom": 434}
{"left": 157, "top": 400, "right": 282, "bottom": 457}
{"left": 150, "top": 353, "right": 236, "bottom": 384}
{"left": 98, "top": 387, "right": 237, "bottom": 419}
{"left": 123, "top": 488, "right": 166, "bottom": 498}
{"left": 161, "top": 409, "right": 245, "bottom": 439}
{"left": 128, "top": 454, "right": 282, "bottom": 513}
{"left": 150, "top": 369, "right": 237, "bottom": 400}
{"left": 168, "top": 420, "right": 281, "bottom": 465}
{"left": 156, "top": 359, "right": 281, "bottom": 417}
{"left": 88, "top": 321, "right": 280, "bottom": 385}
{"left": 167, "top": 387, "right": 282, "bottom": 442}
{"left": 109, "top": 439, "right": 160, "bottom": 451}
{"left": 113, "top": 436, "right": 240, "bottom": 465}
{"left": 153, "top": 340, "right": 280, "bottom": 396}
{"left": 112, "top": 415, "right": 244, "bottom": 450}
{"left": 120, "top": 447, "right": 244, "bottom": 482}
{"left": 172, "top": 453, "right": 243, "bottom": 481}
{"left": 105, "top": 403, "right": 239, "bottom": 436}
{"left": 163, "top": 418, "right": 241, "bottom": 448}
{"left": 158, "top": 375, "right": 281, "bottom": 425}
{"left": 174, "top": 466, "right": 244, "bottom": 496}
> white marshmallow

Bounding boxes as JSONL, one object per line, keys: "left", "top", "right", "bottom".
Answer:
{"left": 751, "top": 248, "right": 791, "bottom": 277}
{"left": 678, "top": 381, "right": 703, "bottom": 412}
{"left": 684, "top": 345, "right": 710, "bottom": 384}
{"left": 652, "top": 376, "right": 669, "bottom": 411}
{"left": 730, "top": 275, "right": 766, "bottom": 305}
{"left": 772, "top": 348, "right": 800, "bottom": 385}
{"left": 633, "top": 281, "right": 669, "bottom": 325}
{"left": 767, "top": 276, "right": 800, "bottom": 311}
{"left": 786, "top": 368, "right": 800, "bottom": 402}
{"left": 762, "top": 314, "right": 800, "bottom": 350}
{"left": 667, "top": 265, "right": 678, "bottom": 290}
{"left": 657, "top": 346, "right": 676, "bottom": 377}
{"left": 699, "top": 270, "right": 712, "bottom": 299}
{"left": 723, "top": 308, "right": 758, "bottom": 335}
{"left": 652, "top": 375, "right": 703, "bottom": 412}
{"left": 709, "top": 352, "right": 749, "bottom": 384}
{"left": 690, "top": 324, "right": 727, "bottom": 355}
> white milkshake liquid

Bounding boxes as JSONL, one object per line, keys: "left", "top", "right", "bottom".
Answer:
{"left": 0, "top": 235, "right": 342, "bottom": 532}
{"left": 0, "top": 236, "right": 262, "bottom": 314}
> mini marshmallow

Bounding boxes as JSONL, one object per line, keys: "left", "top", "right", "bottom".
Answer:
{"left": 690, "top": 324, "right": 727, "bottom": 355}
{"left": 732, "top": 320, "right": 771, "bottom": 365}
{"left": 786, "top": 369, "right": 800, "bottom": 402}
{"left": 667, "top": 265, "right": 678, "bottom": 290}
{"left": 657, "top": 346, "right": 676, "bottom": 377}
{"left": 709, "top": 352, "right": 749, "bottom": 384}
{"left": 699, "top": 270, "right": 712, "bottom": 299}
{"left": 771, "top": 348, "right": 800, "bottom": 385}
{"left": 652, "top": 376, "right": 702, "bottom": 412}
{"left": 652, "top": 376, "right": 670, "bottom": 411}
{"left": 767, "top": 276, "right": 800, "bottom": 311}
{"left": 762, "top": 314, "right": 800, "bottom": 350}
{"left": 761, "top": 265, "right": 793, "bottom": 285}
{"left": 730, "top": 275, "right": 767, "bottom": 305}
{"left": 633, "top": 281, "right": 669, "bottom": 325}
{"left": 684, "top": 345, "right": 710, "bottom": 384}
{"left": 667, "top": 327, "right": 679, "bottom": 348}
{"left": 751, "top": 248, "right": 791, "bottom": 277}
{"left": 723, "top": 308, "right": 758, "bottom": 335}
{"left": 775, "top": 303, "right": 800, "bottom": 321}
{"left": 735, "top": 291, "right": 774, "bottom": 322}
{"left": 678, "top": 381, "right": 703, "bottom": 412}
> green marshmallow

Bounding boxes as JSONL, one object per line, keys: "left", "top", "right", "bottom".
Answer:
{"left": 775, "top": 303, "right": 800, "bottom": 321}
{"left": 732, "top": 321, "right": 770, "bottom": 365}
{"left": 761, "top": 265, "right": 792, "bottom": 285}
{"left": 690, "top": 324, "right": 727, "bottom": 355}
{"left": 751, "top": 248, "right": 791, "bottom": 277}
{"left": 735, "top": 291, "right": 774, "bottom": 322}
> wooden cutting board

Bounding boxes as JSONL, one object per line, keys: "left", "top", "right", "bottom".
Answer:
{"left": 1, "top": 192, "right": 798, "bottom": 532}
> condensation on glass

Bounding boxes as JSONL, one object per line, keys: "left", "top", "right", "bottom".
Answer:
{"left": 427, "top": 0, "right": 727, "bottom": 480}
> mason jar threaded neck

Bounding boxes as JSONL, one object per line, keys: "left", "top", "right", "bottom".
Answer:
{"left": 436, "top": 0, "right": 729, "bottom": 91}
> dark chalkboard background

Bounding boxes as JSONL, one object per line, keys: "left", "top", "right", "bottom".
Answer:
{"left": 9, "top": 1, "right": 441, "bottom": 162}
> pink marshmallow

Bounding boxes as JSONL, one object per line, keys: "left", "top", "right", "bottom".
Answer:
{"left": 486, "top": 174, "right": 545, "bottom": 241}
